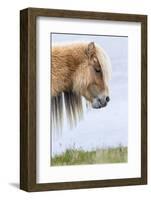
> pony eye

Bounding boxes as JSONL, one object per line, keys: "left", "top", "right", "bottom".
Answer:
{"left": 95, "top": 68, "right": 101, "bottom": 73}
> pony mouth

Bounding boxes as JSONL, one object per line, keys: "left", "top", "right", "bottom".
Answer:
{"left": 92, "top": 98, "right": 108, "bottom": 109}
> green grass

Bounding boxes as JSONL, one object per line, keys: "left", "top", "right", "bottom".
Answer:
{"left": 51, "top": 147, "right": 128, "bottom": 166}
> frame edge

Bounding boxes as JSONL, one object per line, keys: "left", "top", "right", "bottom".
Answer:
{"left": 20, "top": 8, "right": 29, "bottom": 191}
{"left": 20, "top": 8, "right": 37, "bottom": 192}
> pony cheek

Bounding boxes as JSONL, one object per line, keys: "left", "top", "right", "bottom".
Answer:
{"left": 88, "top": 84, "right": 101, "bottom": 98}
{"left": 84, "top": 94, "right": 93, "bottom": 103}
{"left": 82, "top": 91, "right": 93, "bottom": 103}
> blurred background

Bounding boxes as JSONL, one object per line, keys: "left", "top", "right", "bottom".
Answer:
{"left": 51, "top": 33, "right": 128, "bottom": 156}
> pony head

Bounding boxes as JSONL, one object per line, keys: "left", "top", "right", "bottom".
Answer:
{"left": 73, "top": 42, "right": 111, "bottom": 109}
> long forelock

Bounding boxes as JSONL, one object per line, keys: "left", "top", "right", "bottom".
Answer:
{"left": 95, "top": 45, "right": 112, "bottom": 86}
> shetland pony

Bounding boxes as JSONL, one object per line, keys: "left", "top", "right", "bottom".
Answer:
{"left": 51, "top": 42, "right": 111, "bottom": 132}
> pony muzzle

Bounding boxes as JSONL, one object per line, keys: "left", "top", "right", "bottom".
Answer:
{"left": 92, "top": 96, "right": 110, "bottom": 109}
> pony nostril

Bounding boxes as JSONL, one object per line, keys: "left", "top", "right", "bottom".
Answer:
{"left": 106, "top": 96, "right": 110, "bottom": 102}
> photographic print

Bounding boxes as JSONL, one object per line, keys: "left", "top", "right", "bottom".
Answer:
{"left": 20, "top": 8, "right": 147, "bottom": 191}
{"left": 51, "top": 33, "right": 128, "bottom": 166}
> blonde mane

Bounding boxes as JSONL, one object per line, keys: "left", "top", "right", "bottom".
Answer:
{"left": 51, "top": 92, "right": 84, "bottom": 134}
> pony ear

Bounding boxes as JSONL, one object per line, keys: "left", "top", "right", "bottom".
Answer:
{"left": 86, "top": 42, "right": 96, "bottom": 59}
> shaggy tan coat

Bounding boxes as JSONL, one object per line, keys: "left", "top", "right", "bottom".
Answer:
{"left": 52, "top": 43, "right": 92, "bottom": 97}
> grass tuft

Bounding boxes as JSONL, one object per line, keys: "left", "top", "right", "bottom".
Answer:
{"left": 51, "top": 146, "right": 127, "bottom": 166}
